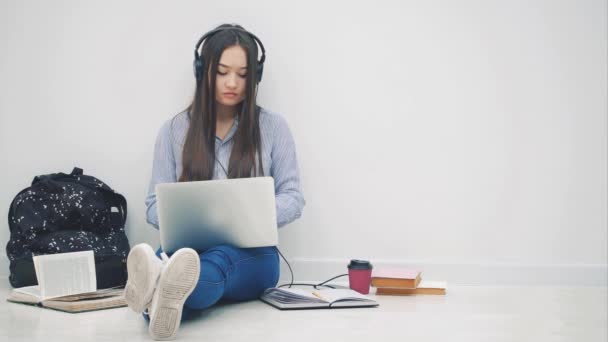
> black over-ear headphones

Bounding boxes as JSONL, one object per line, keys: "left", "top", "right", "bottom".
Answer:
{"left": 193, "top": 26, "right": 266, "bottom": 84}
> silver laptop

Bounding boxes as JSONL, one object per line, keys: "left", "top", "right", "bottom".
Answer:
{"left": 156, "top": 177, "right": 278, "bottom": 254}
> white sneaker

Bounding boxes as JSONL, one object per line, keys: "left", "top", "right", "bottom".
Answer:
{"left": 148, "top": 248, "right": 200, "bottom": 341}
{"left": 124, "top": 243, "right": 166, "bottom": 313}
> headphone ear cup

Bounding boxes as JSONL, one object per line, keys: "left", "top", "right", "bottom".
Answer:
{"left": 256, "top": 63, "right": 264, "bottom": 84}
{"left": 193, "top": 57, "right": 204, "bottom": 80}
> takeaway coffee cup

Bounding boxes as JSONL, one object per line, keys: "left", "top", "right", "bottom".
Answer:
{"left": 348, "top": 259, "right": 373, "bottom": 294}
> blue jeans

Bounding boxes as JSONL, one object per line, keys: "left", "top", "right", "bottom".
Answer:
{"left": 145, "top": 244, "right": 279, "bottom": 321}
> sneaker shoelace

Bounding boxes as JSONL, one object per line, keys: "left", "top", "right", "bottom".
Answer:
{"left": 143, "top": 252, "right": 171, "bottom": 315}
{"left": 160, "top": 252, "right": 170, "bottom": 264}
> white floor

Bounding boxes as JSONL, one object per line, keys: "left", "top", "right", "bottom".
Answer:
{"left": 0, "top": 281, "right": 606, "bottom": 342}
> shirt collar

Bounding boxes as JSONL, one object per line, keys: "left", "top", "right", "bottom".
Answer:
{"left": 216, "top": 114, "right": 239, "bottom": 145}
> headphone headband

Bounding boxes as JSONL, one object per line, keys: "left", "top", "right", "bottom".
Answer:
{"left": 193, "top": 26, "right": 266, "bottom": 83}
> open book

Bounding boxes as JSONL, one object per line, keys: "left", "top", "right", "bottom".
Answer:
{"left": 260, "top": 287, "right": 379, "bottom": 310}
{"left": 7, "top": 251, "right": 126, "bottom": 313}
{"left": 8, "top": 286, "right": 126, "bottom": 313}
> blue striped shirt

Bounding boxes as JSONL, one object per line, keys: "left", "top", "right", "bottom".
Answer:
{"left": 145, "top": 108, "right": 305, "bottom": 229}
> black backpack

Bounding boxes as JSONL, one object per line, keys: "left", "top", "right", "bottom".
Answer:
{"left": 6, "top": 167, "right": 130, "bottom": 288}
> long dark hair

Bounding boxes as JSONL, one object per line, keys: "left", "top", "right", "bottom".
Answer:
{"left": 178, "top": 24, "right": 264, "bottom": 182}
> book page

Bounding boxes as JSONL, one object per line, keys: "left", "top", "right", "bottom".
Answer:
{"left": 312, "top": 289, "right": 374, "bottom": 304}
{"left": 42, "top": 295, "right": 127, "bottom": 313}
{"left": 49, "top": 288, "right": 125, "bottom": 302}
{"left": 279, "top": 288, "right": 327, "bottom": 301}
{"left": 261, "top": 288, "right": 327, "bottom": 303}
{"left": 13, "top": 285, "right": 41, "bottom": 298}
{"left": 33, "top": 251, "right": 97, "bottom": 300}
{"left": 7, "top": 291, "right": 40, "bottom": 305}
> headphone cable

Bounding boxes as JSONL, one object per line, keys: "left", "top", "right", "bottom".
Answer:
{"left": 276, "top": 247, "right": 294, "bottom": 288}
{"left": 276, "top": 247, "right": 349, "bottom": 289}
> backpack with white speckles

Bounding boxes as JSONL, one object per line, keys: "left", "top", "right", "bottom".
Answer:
{"left": 6, "top": 167, "right": 130, "bottom": 288}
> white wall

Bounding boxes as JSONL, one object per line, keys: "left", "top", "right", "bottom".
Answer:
{"left": 1, "top": 0, "right": 606, "bottom": 285}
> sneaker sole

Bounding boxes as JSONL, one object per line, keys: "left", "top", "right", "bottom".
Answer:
{"left": 149, "top": 248, "right": 200, "bottom": 341}
{"left": 124, "top": 244, "right": 159, "bottom": 313}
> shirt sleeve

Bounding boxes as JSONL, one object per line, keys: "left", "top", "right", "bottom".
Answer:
{"left": 145, "top": 120, "right": 178, "bottom": 229}
{"left": 270, "top": 115, "right": 306, "bottom": 228}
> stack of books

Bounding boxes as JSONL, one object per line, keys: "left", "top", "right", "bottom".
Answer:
{"left": 371, "top": 268, "right": 447, "bottom": 295}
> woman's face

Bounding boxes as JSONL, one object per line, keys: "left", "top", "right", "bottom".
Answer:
{"left": 214, "top": 45, "right": 248, "bottom": 107}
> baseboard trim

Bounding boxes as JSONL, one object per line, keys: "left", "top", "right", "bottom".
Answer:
{"left": 278, "top": 258, "right": 608, "bottom": 286}
{"left": 1, "top": 258, "right": 605, "bottom": 287}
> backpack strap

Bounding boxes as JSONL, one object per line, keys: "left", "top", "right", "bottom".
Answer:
{"left": 7, "top": 186, "right": 34, "bottom": 234}
{"left": 70, "top": 167, "right": 127, "bottom": 230}
{"left": 71, "top": 167, "right": 83, "bottom": 176}
{"left": 69, "top": 167, "right": 128, "bottom": 230}
{"left": 108, "top": 192, "right": 128, "bottom": 230}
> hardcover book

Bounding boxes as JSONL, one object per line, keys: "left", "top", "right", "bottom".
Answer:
{"left": 371, "top": 268, "right": 422, "bottom": 289}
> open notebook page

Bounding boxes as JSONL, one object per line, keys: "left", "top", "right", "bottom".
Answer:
{"left": 312, "top": 289, "right": 374, "bottom": 304}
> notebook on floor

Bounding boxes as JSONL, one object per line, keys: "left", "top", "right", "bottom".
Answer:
{"left": 260, "top": 287, "right": 379, "bottom": 310}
